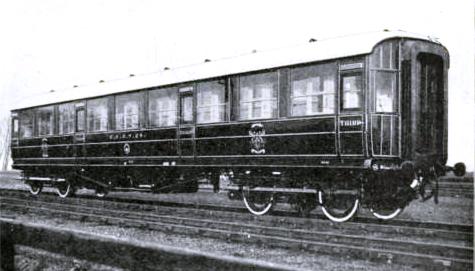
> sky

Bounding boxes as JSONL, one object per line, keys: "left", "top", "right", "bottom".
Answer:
{"left": 0, "top": 0, "right": 473, "bottom": 170}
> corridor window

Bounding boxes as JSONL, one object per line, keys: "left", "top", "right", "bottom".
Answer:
{"left": 373, "top": 71, "right": 397, "bottom": 113}
{"left": 149, "top": 88, "right": 177, "bottom": 127}
{"left": 87, "top": 97, "right": 109, "bottom": 132}
{"left": 197, "top": 80, "right": 226, "bottom": 123}
{"left": 37, "top": 106, "right": 54, "bottom": 136}
{"left": 19, "top": 110, "right": 34, "bottom": 138}
{"left": 290, "top": 63, "right": 336, "bottom": 116}
{"left": 239, "top": 72, "right": 278, "bottom": 120}
{"left": 341, "top": 74, "right": 363, "bottom": 110}
{"left": 116, "top": 92, "right": 143, "bottom": 130}
{"left": 58, "top": 103, "right": 75, "bottom": 134}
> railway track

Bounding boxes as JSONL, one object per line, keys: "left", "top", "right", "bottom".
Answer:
{"left": 437, "top": 181, "right": 473, "bottom": 198}
{"left": 1, "top": 189, "right": 472, "bottom": 270}
{"left": 1, "top": 188, "right": 472, "bottom": 237}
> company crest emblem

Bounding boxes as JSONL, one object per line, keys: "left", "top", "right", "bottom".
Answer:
{"left": 249, "top": 123, "right": 265, "bottom": 154}
{"left": 124, "top": 143, "right": 130, "bottom": 155}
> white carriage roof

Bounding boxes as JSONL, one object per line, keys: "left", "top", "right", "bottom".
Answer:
{"left": 13, "top": 30, "right": 437, "bottom": 111}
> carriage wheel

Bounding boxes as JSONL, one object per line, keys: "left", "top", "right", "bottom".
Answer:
{"left": 318, "top": 188, "right": 359, "bottom": 222}
{"left": 242, "top": 187, "right": 274, "bottom": 216}
{"left": 369, "top": 194, "right": 404, "bottom": 220}
{"left": 368, "top": 184, "right": 415, "bottom": 220}
{"left": 368, "top": 173, "right": 408, "bottom": 220}
{"left": 56, "top": 181, "right": 73, "bottom": 198}
{"left": 290, "top": 194, "right": 317, "bottom": 217}
{"left": 370, "top": 206, "right": 403, "bottom": 220}
{"left": 28, "top": 182, "right": 43, "bottom": 195}
{"left": 95, "top": 187, "right": 108, "bottom": 198}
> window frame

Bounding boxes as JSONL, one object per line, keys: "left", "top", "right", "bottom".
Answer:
{"left": 371, "top": 70, "right": 398, "bottom": 114}
{"left": 237, "top": 70, "right": 279, "bottom": 121}
{"left": 86, "top": 97, "right": 110, "bottom": 133}
{"left": 11, "top": 116, "right": 19, "bottom": 138}
{"left": 58, "top": 102, "right": 76, "bottom": 135}
{"left": 36, "top": 106, "right": 55, "bottom": 136}
{"left": 196, "top": 79, "right": 228, "bottom": 124}
{"left": 76, "top": 106, "right": 85, "bottom": 133}
{"left": 288, "top": 63, "right": 337, "bottom": 117}
{"left": 179, "top": 86, "right": 194, "bottom": 125}
{"left": 19, "top": 110, "right": 35, "bottom": 138}
{"left": 148, "top": 87, "right": 179, "bottom": 128}
{"left": 340, "top": 70, "right": 364, "bottom": 112}
{"left": 115, "top": 92, "right": 145, "bottom": 131}
{"left": 370, "top": 41, "right": 397, "bottom": 70}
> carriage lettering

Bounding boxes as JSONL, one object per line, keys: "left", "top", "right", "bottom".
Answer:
{"left": 109, "top": 132, "right": 145, "bottom": 141}
{"left": 340, "top": 119, "right": 363, "bottom": 127}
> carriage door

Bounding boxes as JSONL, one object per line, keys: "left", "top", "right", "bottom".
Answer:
{"left": 73, "top": 103, "right": 86, "bottom": 161}
{"left": 417, "top": 53, "right": 444, "bottom": 156}
{"left": 338, "top": 64, "right": 365, "bottom": 156}
{"left": 177, "top": 86, "right": 195, "bottom": 158}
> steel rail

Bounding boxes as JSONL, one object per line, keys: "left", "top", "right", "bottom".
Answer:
{"left": 2, "top": 198, "right": 471, "bottom": 260}
{"left": 0, "top": 188, "right": 472, "bottom": 238}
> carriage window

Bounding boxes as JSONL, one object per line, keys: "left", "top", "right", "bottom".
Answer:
{"left": 180, "top": 95, "right": 193, "bottom": 123}
{"left": 341, "top": 74, "right": 362, "bottom": 110}
{"left": 239, "top": 72, "right": 278, "bottom": 120}
{"left": 290, "top": 64, "right": 336, "bottom": 116}
{"left": 373, "top": 71, "right": 397, "bottom": 112}
{"left": 116, "top": 93, "right": 143, "bottom": 130}
{"left": 58, "top": 103, "right": 75, "bottom": 134}
{"left": 37, "top": 106, "right": 54, "bottom": 136}
{"left": 149, "top": 88, "right": 177, "bottom": 127}
{"left": 12, "top": 118, "right": 19, "bottom": 137}
{"left": 87, "top": 97, "right": 109, "bottom": 132}
{"left": 370, "top": 41, "right": 397, "bottom": 69}
{"left": 197, "top": 80, "right": 226, "bottom": 123}
{"left": 19, "top": 110, "right": 34, "bottom": 138}
{"left": 76, "top": 108, "right": 85, "bottom": 132}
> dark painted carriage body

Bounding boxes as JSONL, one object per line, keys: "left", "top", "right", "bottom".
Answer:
{"left": 10, "top": 32, "right": 450, "bottom": 195}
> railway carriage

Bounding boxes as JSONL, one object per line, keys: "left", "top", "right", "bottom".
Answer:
{"left": 10, "top": 30, "right": 466, "bottom": 222}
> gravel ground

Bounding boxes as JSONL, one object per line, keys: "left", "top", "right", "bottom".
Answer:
{"left": 15, "top": 245, "right": 121, "bottom": 271}
{"left": 4, "top": 210, "right": 421, "bottom": 271}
